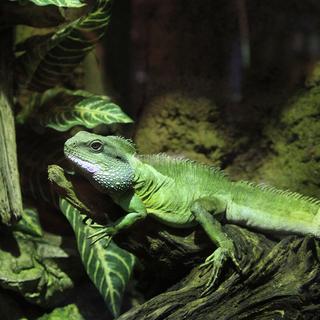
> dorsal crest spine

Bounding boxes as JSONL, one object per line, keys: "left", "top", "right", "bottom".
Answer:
{"left": 237, "top": 181, "right": 320, "bottom": 207}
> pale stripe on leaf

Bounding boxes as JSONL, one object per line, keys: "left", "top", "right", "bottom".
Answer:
{"left": 20, "top": 87, "right": 133, "bottom": 130}
{"left": 59, "top": 199, "right": 136, "bottom": 317}
{"left": 15, "top": 0, "right": 112, "bottom": 91}
{"left": 26, "top": 0, "right": 85, "bottom": 7}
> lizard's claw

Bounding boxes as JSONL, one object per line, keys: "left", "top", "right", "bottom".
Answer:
{"left": 200, "top": 247, "right": 228, "bottom": 296}
{"left": 88, "top": 226, "right": 117, "bottom": 247}
{"left": 200, "top": 240, "right": 241, "bottom": 296}
{"left": 82, "top": 216, "right": 90, "bottom": 225}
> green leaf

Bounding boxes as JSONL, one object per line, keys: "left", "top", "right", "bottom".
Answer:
{"left": 59, "top": 198, "right": 136, "bottom": 317}
{"left": 15, "top": 0, "right": 112, "bottom": 91}
{"left": 12, "top": 207, "right": 43, "bottom": 237}
{"left": 26, "top": 0, "right": 85, "bottom": 7}
{"left": 0, "top": 230, "right": 77, "bottom": 307}
{"left": 37, "top": 304, "right": 84, "bottom": 320}
{"left": 19, "top": 87, "right": 133, "bottom": 131}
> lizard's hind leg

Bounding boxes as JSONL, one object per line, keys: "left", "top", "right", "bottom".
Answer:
{"left": 191, "top": 198, "right": 241, "bottom": 295}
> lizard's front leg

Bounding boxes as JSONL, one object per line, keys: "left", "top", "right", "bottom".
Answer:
{"left": 89, "top": 211, "right": 147, "bottom": 246}
{"left": 191, "top": 197, "right": 240, "bottom": 295}
{"left": 89, "top": 193, "right": 148, "bottom": 246}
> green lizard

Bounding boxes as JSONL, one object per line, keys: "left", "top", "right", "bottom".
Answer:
{"left": 64, "top": 131, "right": 320, "bottom": 292}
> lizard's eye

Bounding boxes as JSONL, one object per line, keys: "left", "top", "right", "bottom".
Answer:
{"left": 90, "top": 140, "right": 103, "bottom": 152}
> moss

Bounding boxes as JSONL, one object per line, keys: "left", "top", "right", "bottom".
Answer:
{"left": 255, "top": 86, "right": 320, "bottom": 197}
{"left": 134, "top": 82, "right": 320, "bottom": 199}
{"left": 134, "top": 92, "right": 234, "bottom": 166}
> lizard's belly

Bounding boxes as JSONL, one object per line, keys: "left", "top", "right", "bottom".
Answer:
{"left": 146, "top": 202, "right": 197, "bottom": 228}
{"left": 226, "top": 203, "right": 276, "bottom": 230}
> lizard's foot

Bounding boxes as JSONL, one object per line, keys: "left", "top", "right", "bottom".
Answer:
{"left": 87, "top": 226, "right": 117, "bottom": 247}
{"left": 82, "top": 216, "right": 96, "bottom": 226}
{"left": 200, "top": 240, "right": 240, "bottom": 296}
{"left": 200, "top": 247, "right": 228, "bottom": 296}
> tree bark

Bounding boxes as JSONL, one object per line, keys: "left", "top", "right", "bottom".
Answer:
{"left": 0, "top": 28, "right": 23, "bottom": 225}
{"left": 118, "top": 225, "right": 320, "bottom": 320}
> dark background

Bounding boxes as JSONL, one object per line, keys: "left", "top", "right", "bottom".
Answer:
{"left": 100, "top": 0, "right": 320, "bottom": 197}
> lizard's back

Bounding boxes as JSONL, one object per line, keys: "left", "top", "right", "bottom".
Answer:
{"left": 139, "top": 154, "right": 320, "bottom": 237}
{"left": 135, "top": 154, "right": 231, "bottom": 226}
{"left": 139, "top": 154, "right": 231, "bottom": 199}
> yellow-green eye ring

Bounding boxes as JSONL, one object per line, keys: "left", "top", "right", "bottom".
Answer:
{"left": 90, "top": 140, "right": 103, "bottom": 152}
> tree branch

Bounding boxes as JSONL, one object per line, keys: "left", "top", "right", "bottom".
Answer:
{"left": 118, "top": 226, "right": 320, "bottom": 319}
{"left": 0, "top": 27, "right": 23, "bottom": 225}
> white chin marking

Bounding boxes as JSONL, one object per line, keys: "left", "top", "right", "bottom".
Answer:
{"left": 68, "top": 155, "right": 100, "bottom": 173}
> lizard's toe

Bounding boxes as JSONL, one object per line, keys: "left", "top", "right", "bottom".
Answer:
{"left": 200, "top": 247, "right": 228, "bottom": 295}
{"left": 88, "top": 226, "right": 116, "bottom": 246}
{"left": 200, "top": 243, "right": 242, "bottom": 296}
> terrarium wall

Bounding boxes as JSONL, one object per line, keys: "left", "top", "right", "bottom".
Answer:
{"left": 105, "top": 0, "right": 320, "bottom": 198}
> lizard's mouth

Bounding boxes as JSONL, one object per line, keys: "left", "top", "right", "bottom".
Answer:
{"left": 64, "top": 146, "right": 101, "bottom": 175}
{"left": 67, "top": 154, "right": 101, "bottom": 174}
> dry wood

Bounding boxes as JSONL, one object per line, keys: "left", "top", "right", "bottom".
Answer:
{"left": 0, "top": 28, "right": 23, "bottom": 225}
{"left": 118, "top": 225, "right": 320, "bottom": 320}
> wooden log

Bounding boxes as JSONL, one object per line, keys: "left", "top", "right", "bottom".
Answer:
{"left": 118, "top": 225, "right": 320, "bottom": 320}
{"left": 0, "top": 28, "right": 23, "bottom": 225}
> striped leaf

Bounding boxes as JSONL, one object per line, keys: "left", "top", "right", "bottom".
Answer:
{"left": 26, "top": 0, "right": 85, "bottom": 7}
{"left": 15, "top": 0, "right": 112, "bottom": 91}
{"left": 59, "top": 198, "right": 135, "bottom": 317}
{"left": 20, "top": 87, "right": 133, "bottom": 131}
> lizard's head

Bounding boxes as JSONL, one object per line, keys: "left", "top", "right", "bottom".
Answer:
{"left": 64, "top": 131, "right": 136, "bottom": 193}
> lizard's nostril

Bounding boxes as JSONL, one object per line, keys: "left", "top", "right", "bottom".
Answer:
{"left": 64, "top": 139, "right": 77, "bottom": 149}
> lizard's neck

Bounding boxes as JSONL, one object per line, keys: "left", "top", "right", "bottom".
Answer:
{"left": 133, "top": 162, "right": 173, "bottom": 203}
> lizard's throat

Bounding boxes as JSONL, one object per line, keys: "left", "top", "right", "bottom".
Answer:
{"left": 66, "top": 154, "right": 101, "bottom": 174}
{"left": 92, "top": 168, "right": 134, "bottom": 193}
